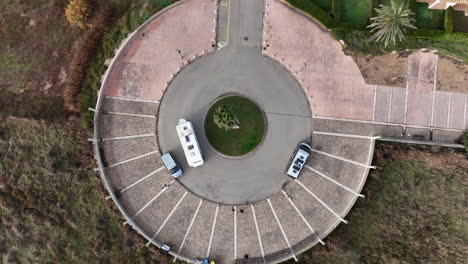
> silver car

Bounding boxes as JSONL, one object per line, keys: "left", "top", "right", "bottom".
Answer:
{"left": 286, "top": 142, "right": 311, "bottom": 179}
{"left": 161, "top": 152, "right": 183, "bottom": 178}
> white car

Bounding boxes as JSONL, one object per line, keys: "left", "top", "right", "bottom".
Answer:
{"left": 286, "top": 142, "right": 312, "bottom": 179}
{"left": 161, "top": 152, "right": 183, "bottom": 178}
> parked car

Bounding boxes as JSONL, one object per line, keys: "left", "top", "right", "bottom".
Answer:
{"left": 202, "top": 258, "right": 215, "bottom": 264}
{"left": 161, "top": 243, "right": 171, "bottom": 252}
{"left": 286, "top": 142, "right": 312, "bottom": 179}
{"left": 161, "top": 152, "right": 183, "bottom": 178}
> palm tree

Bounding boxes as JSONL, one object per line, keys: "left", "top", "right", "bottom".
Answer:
{"left": 367, "top": 0, "right": 416, "bottom": 47}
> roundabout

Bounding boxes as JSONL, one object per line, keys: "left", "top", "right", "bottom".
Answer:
{"left": 157, "top": 32, "right": 312, "bottom": 204}
{"left": 92, "top": 0, "right": 377, "bottom": 263}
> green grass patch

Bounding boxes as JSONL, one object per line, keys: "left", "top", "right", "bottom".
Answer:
{"left": 312, "top": 0, "right": 332, "bottom": 12}
{"left": 0, "top": 0, "right": 80, "bottom": 93}
{"left": 341, "top": 0, "right": 369, "bottom": 24}
{"left": 204, "top": 96, "right": 265, "bottom": 156}
{"left": 331, "top": 0, "right": 341, "bottom": 23}
{"left": 332, "top": 27, "right": 468, "bottom": 62}
{"left": 0, "top": 118, "right": 158, "bottom": 263}
{"left": 286, "top": 0, "right": 337, "bottom": 28}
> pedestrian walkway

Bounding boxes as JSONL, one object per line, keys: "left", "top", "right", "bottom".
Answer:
{"left": 263, "top": 0, "right": 467, "bottom": 143}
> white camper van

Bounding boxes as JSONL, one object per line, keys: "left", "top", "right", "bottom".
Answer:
{"left": 176, "top": 119, "right": 204, "bottom": 167}
{"left": 286, "top": 142, "right": 311, "bottom": 179}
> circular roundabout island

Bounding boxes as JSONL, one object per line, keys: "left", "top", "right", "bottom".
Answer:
{"left": 92, "top": 0, "right": 376, "bottom": 263}
{"left": 204, "top": 95, "right": 265, "bottom": 157}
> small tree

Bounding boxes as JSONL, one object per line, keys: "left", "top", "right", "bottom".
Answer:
{"left": 445, "top": 6, "right": 454, "bottom": 33}
{"left": 65, "top": 0, "right": 92, "bottom": 29}
{"left": 213, "top": 105, "right": 240, "bottom": 130}
{"left": 367, "top": 0, "right": 416, "bottom": 47}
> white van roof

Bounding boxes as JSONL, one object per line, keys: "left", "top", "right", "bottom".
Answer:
{"left": 176, "top": 119, "right": 204, "bottom": 167}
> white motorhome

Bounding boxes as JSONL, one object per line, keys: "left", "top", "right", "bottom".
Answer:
{"left": 176, "top": 119, "right": 204, "bottom": 167}
{"left": 286, "top": 142, "right": 311, "bottom": 179}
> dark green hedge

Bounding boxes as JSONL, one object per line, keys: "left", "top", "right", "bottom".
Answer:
{"left": 285, "top": 0, "right": 337, "bottom": 28}
{"left": 445, "top": 6, "right": 454, "bottom": 33}
{"left": 332, "top": 27, "right": 468, "bottom": 62}
{"left": 409, "top": 28, "right": 468, "bottom": 41}
{"left": 332, "top": 0, "right": 341, "bottom": 23}
{"left": 368, "top": 0, "right": 378, "bottom": 18}
{"left": 408, "top": 0, "right": 417, "bottom": 13}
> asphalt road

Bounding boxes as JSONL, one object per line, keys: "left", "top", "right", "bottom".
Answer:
{"left": 157, "top": 0, "right": 312, "bottom": 204}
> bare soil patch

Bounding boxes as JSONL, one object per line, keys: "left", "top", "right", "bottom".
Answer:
{"left": 353, "top": 52, "right": 409, "bottom": 88}
{"left": 436, "top": 56, "right": 468, "bottom": 93}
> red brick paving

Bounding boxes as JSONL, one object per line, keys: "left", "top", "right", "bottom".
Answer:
{"left": 263, "top": 0, "right": 374, "bottom": 120}
{"left": 449, "top": 93, "right": 465, "bottom": 130}
{"left": 434, "top": 91, "right": 450, "bottom": 128}
{"left": 374, "top": 86, "right": 392, "bottom": 122}
{"left": 408, "top": 51, "right": 436, "bottom": 91}
{"left": 407, "top": 89, "right": 433, "bottom": 127}
{"left": 103, "top": 0, "right": 217, "bottom": 101}
{"left": 264, "top": 1, "right": 466, "bottom": 131}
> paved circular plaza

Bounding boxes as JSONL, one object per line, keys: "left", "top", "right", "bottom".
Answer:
{"left": 158, "top": 41, "right": 312, "bottom": 204}
{"left": 93, "top": 0, "right": 377, "bottom": 263}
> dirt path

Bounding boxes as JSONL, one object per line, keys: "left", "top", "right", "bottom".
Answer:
{"left": 437, "top": 56, "right": 468, "bottom": 94}
{"left": 354, "top": 52, "right": 468, "bottom": 94}
{"left": 353, "top": 52, "right": 409, "bottom": 88}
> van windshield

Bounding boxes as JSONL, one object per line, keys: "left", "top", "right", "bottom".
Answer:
{"left": 169, "top": 166, "right": 180, "bottom": 174}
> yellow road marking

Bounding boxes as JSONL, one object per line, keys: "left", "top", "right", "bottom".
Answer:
{"left": 226, "top": 0, "right": 231, "bottom": 44}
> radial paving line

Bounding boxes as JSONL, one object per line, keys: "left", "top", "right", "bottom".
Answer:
{"left": 130, "top": 180, "right": 175, "bottom": 220}
{"left": 206, "top": 204, "right": 219, "bottom": 258}
{"left": 310, "top": 149, "right": 376, "bottom": 169}
{"left": 148, "top": 191, "right": 189, "bottom": 244}
{"left": 105, "top": 150, "right": 159, "bottom": 169}
{"left": 233, "top": 206, "right": 237, "bottom": 260}
{"left": 387, "top": 87, "right": 393, "bottom": 123}
{"left": 295, "top": 180, "right": 348, "bottom": 224}
{"left": 120, "top": 166, "right": 165, "bottom": 193}
{"left": 104, "top": 95, "right": 160, "bottom": 104}
{"left": 404, "top": 55, "right": 412, "bottom": 124}
{"left": 431, "top": 55, "right": 439, "bottom": 127}
{"left": 101, "top": 133, "right": 156, "bottom": 142}
{"left": 226, "top": 0, "right": 231, "bottom": 44}
{"left": 251, "top": 204, "right": 266, "bottom": 262}
{"left": 267, "top": 199, "right": 298, "bottom": 262}
{"left": 313, "top": 131, "right": 381, "bottom": 140}
{"left": 447, "top": 93, "right": 452, "bottom": 128}
{"left": 100, "top": 111, "right": 156, "bottom": 119}
{"left": 366, "top": 138, "right": 376, "bottom": 167}
{"left": 305, "top": 165, "right": 365, "bottom": 198}
{"left": 464, "top": 94, "right": 467, "bottom": 129}
{"left": 281, "top": 190, "right": 324, "bottom": 245}
{"left": 372, "top": 85, "right": 377, "bottom": 121}
{"left": 177, "top": 199, "right": 203, "bottom": 254}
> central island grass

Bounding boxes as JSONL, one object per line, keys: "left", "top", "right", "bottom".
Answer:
{"left": 205, "top": 96, "right": 265, "bottom": 156}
